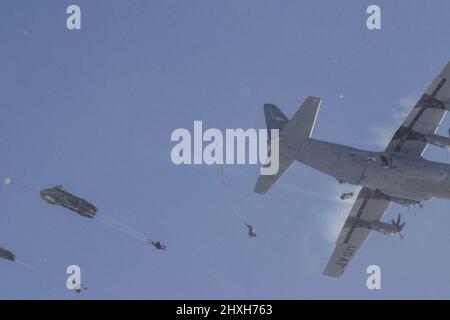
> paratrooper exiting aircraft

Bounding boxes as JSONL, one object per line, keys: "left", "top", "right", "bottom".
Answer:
{"left": 340, "top": 192, "right": 354, "bottom": 200}
{"left": 255, "top": 62, "right": 450, "bottom": 277}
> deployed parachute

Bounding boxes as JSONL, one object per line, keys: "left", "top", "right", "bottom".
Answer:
{"left": 0, "top": 246, "right": 15, "bottom": 262}
{"left": 40, "top": 186, "right": 155, "bottom": 247}
{"left": 3, "top": 177, "right": 12, "bottom": 185}
{"left": 40, "top": 185, "right": 97, "bottom": 218}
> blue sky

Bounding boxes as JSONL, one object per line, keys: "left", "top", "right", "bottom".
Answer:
{"left": 1, "top": 0, "right": 450, "bottom": 299}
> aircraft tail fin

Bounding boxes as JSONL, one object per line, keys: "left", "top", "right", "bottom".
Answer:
{"left": 254, "top": 97, "right": 321, "bottom": 194}
{"left": 280, "top": 96, "right": 321, "bottom": 140}
{"left": 264, "top": 104, "right": 289, "bottom": 142}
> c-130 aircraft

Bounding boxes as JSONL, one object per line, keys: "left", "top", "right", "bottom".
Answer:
{"left": 254, "top": 61, "right": 450, "bottom": 277}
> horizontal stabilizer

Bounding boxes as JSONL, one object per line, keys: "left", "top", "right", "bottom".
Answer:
{"left": 254, "top": 155, "right": 295, "bottom": 194}
{"left": 254, "top": 97, "right": 321, "bottom": 194}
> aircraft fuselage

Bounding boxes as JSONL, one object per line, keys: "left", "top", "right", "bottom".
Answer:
{"left": 291, "top": 138, "right": 450, "bottom": 203}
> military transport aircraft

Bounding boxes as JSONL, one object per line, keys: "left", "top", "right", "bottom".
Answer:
{"left": 254, "top": 61, "right": 450, "bottom": 277}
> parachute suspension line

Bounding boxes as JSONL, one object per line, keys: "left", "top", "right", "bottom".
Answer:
{"left": 100, "top": 212, "right": 149, "bottom": 241}
{"left": 97, "top": 218, "right": 145, "bottom": 242}
{"left": 220, "top": 164, "right": 225, "bottom": 185}
{"left": 97, "top": 217, "right": 146, "bottom": 243}
{"left": 219, "top": 165, "right": 244, "bottom": 222}
{"left": 97, "top": 216, "right": 147, "bottom": 243}
{"left": 2, "top": 176, "right": 42, "bottom": 192}
{"left": 218, "top": 165, "right": 259, "bottom": 238}
{"left": 4, "top": 175, "right": 151, "bottom": 244}
{"left": 15, "top": 259, "right": 34, "bottom": 269}
{"left": 4, "top": 176, "right": 154, "bottom": 245}
{"left": 223, "top": 187, "right": 244, "bottom": 221}
{"left": 24, "top": 257, "right": 68, "bottom": 286}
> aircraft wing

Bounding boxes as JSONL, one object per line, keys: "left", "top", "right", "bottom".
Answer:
{"left": 323, "top": 187, "right": 391, "bottom": 277}
{"left": 385, "top": 62, "right": 450, "bottom": 157}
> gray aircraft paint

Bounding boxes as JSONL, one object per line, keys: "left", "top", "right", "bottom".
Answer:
{"left": 255, "top": 61, "right": 450, "bottom": 277}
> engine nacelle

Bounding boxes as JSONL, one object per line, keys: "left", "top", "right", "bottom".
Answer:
{"left": 425, "top": 134, "right": 450, "bottom": 151}
{"left": 345, "top": 217, "right": 402, "bottom": 236}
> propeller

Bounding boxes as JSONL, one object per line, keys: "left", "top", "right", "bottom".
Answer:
{"left": 446, "top": 129, "right": 450, "bottom": 162}
{"left": 391, "top": 213, "right": 406, "bottom": 239}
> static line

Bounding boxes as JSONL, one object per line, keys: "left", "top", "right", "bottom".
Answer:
{"left": 97, "top": 216, "right": 147, "bottom": 243}
{"left": 15, "top": 259, "right": 34, "bottom": 269}
{"left": 100, "top": 212, "right": 150, "bottom": 241}
{"left": 218, "top": 165, "right": 244, "bottom": 221}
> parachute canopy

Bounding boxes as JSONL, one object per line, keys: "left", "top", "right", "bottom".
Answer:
{"left": 0, "top": 246, "right": 15, "bottom": 261}
{"left": 40, "top": 185, "right": 97, "bottom": 219}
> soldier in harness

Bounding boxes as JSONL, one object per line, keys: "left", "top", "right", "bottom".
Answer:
{"left": 245, "top": 223, "right": 257, "bottom": 237}
{"left": 148, "top": 240, "right": 167, "bottom": 251}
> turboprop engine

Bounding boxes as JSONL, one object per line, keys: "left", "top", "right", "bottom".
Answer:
{"left": 425, "top": 133, "right": 450, "bottom": 151}
{"left": 346, "top": 214, "right": 405, "bottom": 238}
